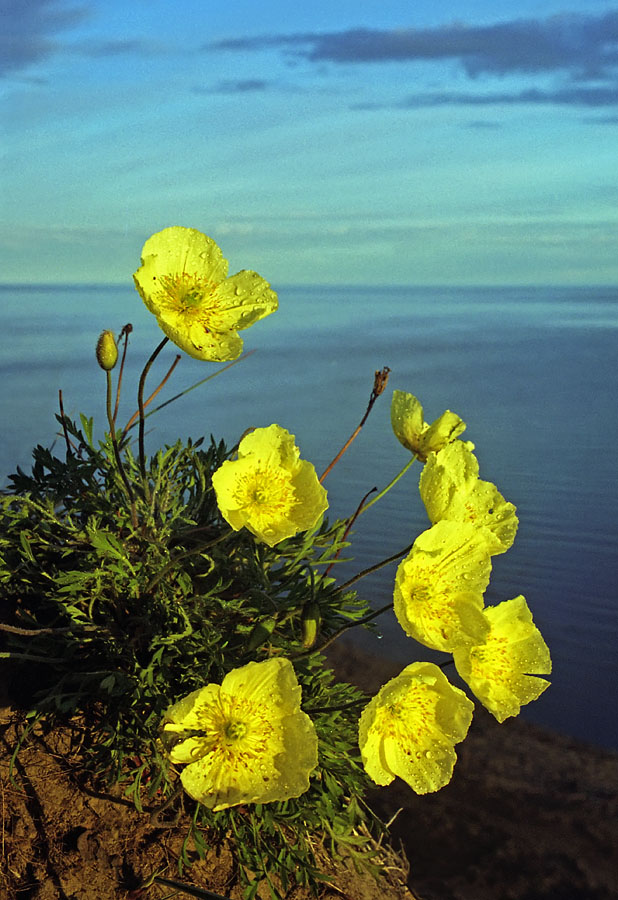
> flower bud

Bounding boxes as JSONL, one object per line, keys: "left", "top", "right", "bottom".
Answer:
{"left": 96, "top": 330, "right": 118, "bottom": 371}
{"left": 246, "top": 617, "right": 277, "bottom": 652}
{"left": 301, "top": 600, "right": 321, "bottom": 649}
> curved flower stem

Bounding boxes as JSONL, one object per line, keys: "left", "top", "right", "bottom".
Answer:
{"left": 122, "top": 352, "right": 181, "bottom": 438}
{"left": 336, "top": 540, "right": 414, "bottom": 594}
{"left": 57, "top": 390, "right": 75, "bottom": 455}
{"left": 106, "top": 370, "right": 138, "bottom": 528}
{"left": 138, "top": 336, "right": 169, "bottom": 481}
{"left": 293, "top": 601, "right": 395, "bottom": 660}
{"left": 321, "top": 488, "right": 376, "bottom": 581}
{"left": 112, "top": 323, "right": 133, "bottom": 425}
{"left": 319, "top": 367, "right": 390, "bottom": 483}
{"left": 356, "top": 454, "right": 418, "bottom": 517}
{"left": 125, "top": 350, "right": 255, "bottom": 437}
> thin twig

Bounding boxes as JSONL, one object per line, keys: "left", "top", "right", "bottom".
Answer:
{"left": 0, "top": 622, "right": 101, "bottom": 636}
{"left": 358, "top": 454, "right": 418, "bottom": 517}
{"left": 293, "top": 600, "right": 396, "bottom": 660}
{"left": 336, "top": 541, "right": 414, "bottom": 594}
{"left": 322, "top": 487, "right": 377, "bottom": 580}
{"left": 123, "top": 351, "right": 181, "bottom": 437}
{"left": 123, "top": 350, "right": 256, "bottom": 436}
{"left": 320, "top": 367, "right": 390, "bottom": 483}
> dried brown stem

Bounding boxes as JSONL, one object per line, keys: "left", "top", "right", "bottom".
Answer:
{"left": 319, "top": 367, "right": 390, "bottom": 483}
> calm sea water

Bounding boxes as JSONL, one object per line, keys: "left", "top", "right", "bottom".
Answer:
{"left": 1, "top": 283, "right": 617, "bottom": 749}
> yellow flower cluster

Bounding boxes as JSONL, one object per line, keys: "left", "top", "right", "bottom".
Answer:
{"left": 142, "top": 230, "right": 550, "bottom": 810}
{"left": 359, "top": 391, "right": 551, "bottom": 795}
{"left": 134, "top": 227, "right": 326, "bottom": 549}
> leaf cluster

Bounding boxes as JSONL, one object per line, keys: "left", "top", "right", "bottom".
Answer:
{"left": 0, "top": 415, "right": 386, "bottom": 898}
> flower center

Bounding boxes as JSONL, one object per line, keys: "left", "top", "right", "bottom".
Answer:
{"left": 380, "top": 685, "right": 436, "bottom": 745}
{"left": 225, "top": 720, "right": 248, "bottom": 741}
{"left": 236, "top": 467, "right": 295, "bottom": 519}
{"left": 156, "top": 272, "right": 217, "bottom": 310}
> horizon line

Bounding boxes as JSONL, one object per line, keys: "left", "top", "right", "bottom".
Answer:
{"left": 1, "top": 281, "right": 617, "bottom": 290}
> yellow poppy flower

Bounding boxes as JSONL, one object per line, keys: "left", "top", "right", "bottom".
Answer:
{"left": 391, "top": 390, "right": 466, "bottom": 462}
{"left": 453, "top": 596, "right": 552, "bottom": 723}
{"left": 358, "top": 661, "right": 474, "bottom": 794}
{"left": 420, "top": 441, "right": 518, "bottom": 555}
{"left": 211, "top": 424, "right": 328, "bottom": 547}
{"left": 133, "top": 226, "right": 278, "bottom": 361}
{"left": 161, "top": 658, "right": 318, "bottom": 811}
{"left": 393, "top": 520, "right": 493, "bottom": 652}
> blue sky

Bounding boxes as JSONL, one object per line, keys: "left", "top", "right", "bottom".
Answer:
{"left": 2, "top": 0, "right": 618, "bottom": 284}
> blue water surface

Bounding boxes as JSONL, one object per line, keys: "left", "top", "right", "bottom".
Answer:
{"left": 1, "top": 283, "right": 616, "bottom": 748}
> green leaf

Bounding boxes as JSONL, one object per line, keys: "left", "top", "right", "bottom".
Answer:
{"left": 19, "top": 532, "right": 36, "bottom": 563}
{"left": 89, "top": 528, "right": 128, "bottom": 561}
{"left": 79, "top": 413, "right": 94, "bottom": 446}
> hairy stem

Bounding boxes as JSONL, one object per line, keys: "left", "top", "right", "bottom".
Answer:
{"left": 112, "top": 323, "right": 133, "bottom": 425}
{"left": 106, "top": 369, "right": 138, "bottom": 528}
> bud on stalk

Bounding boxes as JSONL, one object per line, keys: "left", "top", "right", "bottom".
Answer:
{"left": 301, "top": 601, "right": 322, "bottom": 649}
{"left": 96, "top": 330, "right": 118, "bottom": 371}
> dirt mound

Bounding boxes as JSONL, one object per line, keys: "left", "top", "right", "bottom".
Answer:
{"left": 2, "top": 643, "right": 617, "bottom": 900}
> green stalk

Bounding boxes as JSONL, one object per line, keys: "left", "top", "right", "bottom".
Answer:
{"left": 293, "top": 600, "right": 396, "bottom": 660}
{"left": 357, "top": 454, "right": 418, "bottom": 516}
{"left": 106, "top": 369, "right": 138, "bottom": 528}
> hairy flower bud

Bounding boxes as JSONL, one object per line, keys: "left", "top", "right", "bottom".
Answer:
{"left": 96, "top": 330, "right": 118, "bottom": 371}
{"left": 301, "top": 601, "right": 321, "bottom": 649}
{"left": 246, "top": 617, "right": 277, "bottom": 652}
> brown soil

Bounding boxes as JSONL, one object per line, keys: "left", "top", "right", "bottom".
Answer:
{"left": 1, "top": 643, "right": 617, "bottom": 900}
{"left": 328, "top": 642, "right": 618, "bottom": 900}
